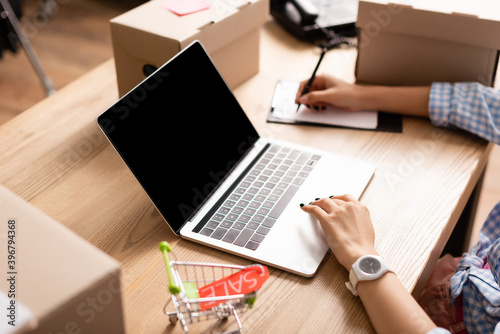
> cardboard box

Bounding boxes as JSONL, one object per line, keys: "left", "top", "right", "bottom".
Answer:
{"left": 355, "top": 0, "right": 500, "bottom": 86}
{"left": 111, "top": 0, "right": 269, "bottom": 97}
{"left": 0, "top": 186, "right": 125, "bottom": 334}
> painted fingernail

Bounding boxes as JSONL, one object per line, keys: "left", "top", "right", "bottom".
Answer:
{"left": 315, "top": 198, "right": 320, "bottom": 200}
{"left": 329, "top": 195, "right": 335, "bottom": 198}
{"left": 313, "top": 106, "right": 320, "bottom": 111}
{"left": 299, "top": 203, "right": 304, "bottom": 207}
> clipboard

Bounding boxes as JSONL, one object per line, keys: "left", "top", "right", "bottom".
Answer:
{"left": 267, "top": 80, "right": 402, "bottom": 133}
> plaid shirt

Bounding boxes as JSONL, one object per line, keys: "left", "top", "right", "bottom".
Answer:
{"left": 429, "top": 82, "right": 500, "bottom": 145}
{"left": 427, "top": 82, "right": 500, "bottom": 334}
{"left": 449, "top": 202, "right": 500, "bottom": 333}
{"left": 426, "top": 203, "right": 500, "bottom": 334}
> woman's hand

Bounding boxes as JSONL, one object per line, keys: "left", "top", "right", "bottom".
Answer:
{"left": 295, "top": 75, "right": 366, "bottom": 111}
{"left": 300, "top": 194, "right": 378, "bottom": 270}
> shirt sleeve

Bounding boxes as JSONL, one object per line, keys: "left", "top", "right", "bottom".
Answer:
{"left": 428, "top": 82, "right": 500, "bottom": 145}
{"left": 426, "top": 327, "right": 452, "bottom": 334}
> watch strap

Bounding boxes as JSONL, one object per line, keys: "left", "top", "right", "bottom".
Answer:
{"left": 346, "top": 270, "right": 360, "bottom": 296}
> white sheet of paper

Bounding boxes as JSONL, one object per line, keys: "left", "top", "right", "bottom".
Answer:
{"left": 271, "top": 80, "right": 378, "bottom": 130}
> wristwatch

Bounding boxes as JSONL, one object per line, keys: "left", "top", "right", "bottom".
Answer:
{"left": 345, "top": 255, "right": 394, "bottom": 296}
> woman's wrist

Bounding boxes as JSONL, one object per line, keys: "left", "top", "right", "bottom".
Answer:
{"left": 343, "top": 248, "right": 380, "bottom": 271}
{"left": 354, "top": 85, "right": 391, "bottom": 111}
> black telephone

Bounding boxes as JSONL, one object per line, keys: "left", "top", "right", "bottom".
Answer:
{"left": 270, "top": 0, "right": 358, "bottom": 44}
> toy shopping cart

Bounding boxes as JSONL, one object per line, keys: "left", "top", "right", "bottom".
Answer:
{"left": 159, "top": 241, "right": 269, "bottom": 334}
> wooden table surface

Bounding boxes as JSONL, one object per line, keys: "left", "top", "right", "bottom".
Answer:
{"left": 0, "top": 21, "right": 493, "bottom": 333}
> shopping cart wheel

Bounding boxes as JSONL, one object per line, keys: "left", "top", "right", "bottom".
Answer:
{"left": 168, "top": 314, "right": 178, "bottom": 324}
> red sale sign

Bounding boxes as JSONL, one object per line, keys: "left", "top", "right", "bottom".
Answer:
{"left": 198, "top": 265, "right": 269, "bottom": 310}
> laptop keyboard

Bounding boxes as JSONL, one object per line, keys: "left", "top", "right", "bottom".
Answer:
{"left": 197, "top": 144, "right": 321, "bottom": 251}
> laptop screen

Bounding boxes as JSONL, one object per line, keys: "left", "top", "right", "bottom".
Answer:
{"left": 97, "top": 41, "right": 260, "bottom": 234}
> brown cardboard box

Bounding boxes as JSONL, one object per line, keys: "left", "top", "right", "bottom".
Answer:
{"left": 355, "top": 0, "right": 500, "bottom": 86}
{"left": 111, "top": 0, "right": 269, "bottom": 97}
{"left": 0, "top": 186, "right": 125, "bottom": 334}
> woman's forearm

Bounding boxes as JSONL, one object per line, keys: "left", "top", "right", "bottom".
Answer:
{"left": 357, "top": 272, "right": 436, "bottom": 334}
{"left": 358, "top": 85, "right": 431, "bottom": 117}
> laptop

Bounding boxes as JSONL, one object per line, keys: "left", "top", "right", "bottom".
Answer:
{"left": 97, "top": 41, "right": 375, "bottom": 277}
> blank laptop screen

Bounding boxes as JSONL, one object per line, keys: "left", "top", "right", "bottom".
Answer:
{"left": 97, "top": 42, "right": 259, "bottom": 233}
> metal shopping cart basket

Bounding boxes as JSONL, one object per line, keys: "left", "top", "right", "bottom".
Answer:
{"left": 159, "top": 241, "right": 269, "bottom": 334}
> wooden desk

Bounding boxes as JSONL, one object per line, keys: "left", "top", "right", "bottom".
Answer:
{"left": 0, "top": 22, "right": 493, "bottom": 333}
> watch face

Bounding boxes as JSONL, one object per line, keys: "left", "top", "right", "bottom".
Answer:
{"left": 359, "top": 257, "right": 381, "bottom": 274}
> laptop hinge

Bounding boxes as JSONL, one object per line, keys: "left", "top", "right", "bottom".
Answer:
{"left": 190, "top": 143, "right": 271, "bottom": 233}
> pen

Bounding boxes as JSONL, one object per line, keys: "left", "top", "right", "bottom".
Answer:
{"left": 297, "top": 48, "right": 327, "bottom": 112}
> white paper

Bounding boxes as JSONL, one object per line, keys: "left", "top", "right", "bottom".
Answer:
{"left": 271, "top": 80, "right": 378, "bottom": 130}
